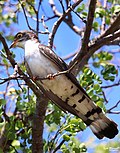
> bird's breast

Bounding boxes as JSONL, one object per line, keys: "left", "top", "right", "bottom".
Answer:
{"left": 25, "top": 49, "right": 58, "bottom": 78}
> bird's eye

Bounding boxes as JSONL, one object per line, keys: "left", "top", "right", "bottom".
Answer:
{"left": 17, "top": 33, "right": 23, "bottom": 39}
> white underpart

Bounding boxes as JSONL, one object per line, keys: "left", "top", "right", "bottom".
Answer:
{"left": 24, "top": 40, "right": 98, "bottom": 120}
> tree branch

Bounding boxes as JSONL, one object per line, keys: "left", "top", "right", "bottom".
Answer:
{"left": 80, "top": 0, "right": 97, "bottom": 54}
{"left": 101, "top": 79, "right": 120, "bottom": 88}
{"left": 53, "top": 134, "right": 72, "bottom": 153}
{"left": 101, "top": 0, "right": 107, "bottom": 34}
{"left": 48, "top": 0, "right": 83, "bottom": 48}
{"left": 107, "top": 37, "right": 120, "bottom": 46}
{"left": 101, "top": 13, "right": 120, "bottom": 38}
{"left": 62, "top": 51, "right": 77, "bottom": 60}
{"left": 32, "top": 97, "right": 48, "bottom": 153}
{"left": 49, "top": 0, "right": 83, "bottom": 36}
{"left": 69, "top": 29, "right": 120, "bottom": 76}
{"left": 107, "top": 100, "right": 120, "bottom": 114}
{"left": 19, "top": 0, "right": 36, "bottom": 33}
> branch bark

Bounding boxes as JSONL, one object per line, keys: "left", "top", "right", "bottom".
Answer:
{"left": 49, "top": 0, "right": 84, "bottom": 36}
{"left": 32, "top": 96, "right": 48, "bottom": 153}
{"left": 80, "top": 0, "right": 97, "bottom": 54}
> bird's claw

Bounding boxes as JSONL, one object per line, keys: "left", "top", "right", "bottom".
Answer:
{"left": 47, "top": 74, "right": 55, "bottom": 80}
{"left": 32, "top": 76, "right": 39, "bottom": 81}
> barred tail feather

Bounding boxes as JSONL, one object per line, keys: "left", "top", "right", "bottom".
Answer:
{"left": 90, "top": 115, "right": 118, "bottom": 139}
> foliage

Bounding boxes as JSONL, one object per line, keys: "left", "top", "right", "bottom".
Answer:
{"left": 94, "top": 136, "right": 120, "bottom": 153}
{"left": 0, "top": 0, "right": 120, "bottom": 153}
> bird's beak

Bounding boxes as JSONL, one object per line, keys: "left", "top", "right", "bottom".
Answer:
{"left": 9, "top": 39, "right": 18, "bottom": 49}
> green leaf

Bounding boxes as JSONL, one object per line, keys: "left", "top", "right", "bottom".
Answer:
{"left": 12, "top": 140, "right": 20, "bottom": 147}
{"left": 93, "top": 84, "right": 100, "bottom": 91}
{"left": 95, "top": 8, "right": 106, "bottom": 17}
{"left": 106, "top": 16, "right": 111, "bottom": 25}
{"left": 79, "top": 122, "right": 86, "bottom": 130}
{"left": 93, "top": 62, "right": 100, "bottom": 68}
{"left": 106, "top": 53, "right": 113, "bottom": 60}
{"left": 2, "top": 58, "right": 8, "bottom": 65}
{"left": 73, "top": 147, "right": 80, "bottom": 153}
{"left": 0, "top": 99, "right": 6, "bottom": 105}
{"left": 80, "top": 12, "right": 87, "bottom": 19}
{"left": 8, "top": 132, "right": 16, "bottom": 140}
{"left": 76, "top": 4, "right": 85, "bottom": 13}
{"left": 83, "top": 68, "right": 92, "bottom": 75}
{"left": 63, "top": 134, "right": 70, "bottom": 142}
{"left": 81, "top": 81, "right": 88, "bottom": 87}
{"left": 96, "top": 101, "right": 104, "bottom": 109}
{"left": 87, "top": 88, "right": 94, "bottom": 97}
{"left": 108, "top": 76, "right": 115, "bottom": 81}
{"left": 93, "top": 22, "right": 99, "bottom": 31}
{"left": 0, "top": 148, "right": 4, "bottom": 153}
{"left": 70, "top": 118, "right": 79, "bottom": 125}
{"left": 92, "top": 95, "right": 99, "bottom": 102}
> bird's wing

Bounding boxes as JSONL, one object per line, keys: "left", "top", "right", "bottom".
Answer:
{"left": 39, "top": 44, "right": 91, "bottom": 100}
{"left": 39, "top": 44, "right": 68, "bottom": 70}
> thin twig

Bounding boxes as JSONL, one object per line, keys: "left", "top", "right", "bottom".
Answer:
{"left": 102, "top": 91, "right": 108, "bottom": 103}
{"left": 101, "top": 13, "right": 120, "bottom": 38}
{"left": 36, "top": 0, "right": 42, "bottom": 34}
{"left": 107, "top": 100, "right": 120, "bottom": 114}
{"left": 101, "top": 80, "right": 120, "bottom": 88}
{"left": 48, "top": 0, "right": 83, "bottom": 48}
{"left": 70, "top": 7, "right": 87, "bottom": 24}
{"left": 101, "top": 0, "right": 107, "bottom": 34}
{"left": 19, "top": 0, "right": 36, "bottom": 32}
{"left": 59, "top": 0, "right": 65, "bottom": 13}
{"left": 53, "top": 134, "right": 72, "bottom": 153}
{"left": 62, "top": 51, "right": 77, "bottom": 60}
{"left": 50, "top": 60, "right": 78, "bottom": 78}
{"left": 49, "top": 0, "right": 83, "bottom": 36}
{"left": 41, "top": 15, "right": 50, "bottom": 34}
{"left": 69, "top": 0, "right": 97, "bottom": 71}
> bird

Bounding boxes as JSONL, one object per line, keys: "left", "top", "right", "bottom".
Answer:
{"left": 10, "top": 30, "right": 118, "bottom": 139}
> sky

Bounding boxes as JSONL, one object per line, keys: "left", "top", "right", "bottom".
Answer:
{"left": 0, "top": 0, "right": 120, "bottom": 152}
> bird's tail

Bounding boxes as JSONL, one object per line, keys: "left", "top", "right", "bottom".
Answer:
{"left": 90, "top": 114, "right": 118, "bottom": 139}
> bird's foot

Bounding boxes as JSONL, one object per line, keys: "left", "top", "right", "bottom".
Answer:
{"left": 47, "top": 74, "right": 55, "bottom": 80}
{"left": 32, "top": 76, "right": 39, "bottom": 81}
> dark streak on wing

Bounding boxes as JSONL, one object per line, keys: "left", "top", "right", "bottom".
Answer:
{"left": 44, "top": 89, "right": 92, "bottom": 126}
{"left": 85, "top": 107, "right": 102, "bottom": 118}
{"left": 72, "top": 104, "right": 77, "bottom": 108}
{"left": 65, "top": 97, "right": 69, "bottom": 103}
{"left": 78, "top": 95, "right": 86, "bottom": 103}
{"left": 71, "top": 89, "right": 79, "bottom": 97}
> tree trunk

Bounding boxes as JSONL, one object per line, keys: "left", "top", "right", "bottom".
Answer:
{"left": 32, "top": 95, "right": 48, "bottom": 153}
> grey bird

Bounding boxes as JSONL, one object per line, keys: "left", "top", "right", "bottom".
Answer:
{"left": 10, "top": 31, "right": 118, "bottom": 139}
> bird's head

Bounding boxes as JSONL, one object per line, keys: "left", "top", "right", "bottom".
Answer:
{"left": 10, "top": 31, "right": 38, "bottom": 49}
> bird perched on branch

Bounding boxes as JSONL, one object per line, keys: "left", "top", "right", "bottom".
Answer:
{"left": 10, "top": 31, "right": 118, "bottom": 139}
